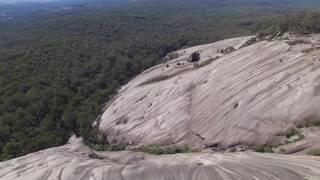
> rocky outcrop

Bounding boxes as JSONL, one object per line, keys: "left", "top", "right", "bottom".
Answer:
{"left": 3, "top": 35, "right": 320, "bottom": 180}
{"left": 99, "top": 35, "right": 320, "bottom": 148}
{"left": 1, "top": 138, "right": 320, "bottom": 180}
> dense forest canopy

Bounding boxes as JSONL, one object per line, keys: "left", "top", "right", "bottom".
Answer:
{"left": 256, "top": 10, "right": 320, "bottom": 36}
{"left": 0, "top": 0, "right": 320, "bottom": 161}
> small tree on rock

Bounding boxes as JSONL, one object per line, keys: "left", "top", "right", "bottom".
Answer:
{"left": 190, "top": 52, "right": 200, "bottom": 62}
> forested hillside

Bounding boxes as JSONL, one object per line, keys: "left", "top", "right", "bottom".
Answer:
{"left": 0, "top": 0, "right": 319, "bottom": 160}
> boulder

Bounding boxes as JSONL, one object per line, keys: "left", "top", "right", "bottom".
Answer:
{"left": 99, "top": 35, "right": 320, "bottom": 148}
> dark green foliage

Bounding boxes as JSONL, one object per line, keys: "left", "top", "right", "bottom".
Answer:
{"left": 256, "top": 11, "right": 320, "bottom": 37}
{"left": 83, "top": 128, "right": 128, "bottom": 151}
{"left": 89, "top": 143, "right": 128, "bottom": 152}
{"left": 190, "top": 52, "right": 200, "bottom": 62}
{"left": 132, "top": 144, "right": 197, "bottom": 155}
{"left": 285, "top": 128, "right": 299, "bottom": 138}
{"left": 254, "top": 145, "right": 273, "bottom": 153}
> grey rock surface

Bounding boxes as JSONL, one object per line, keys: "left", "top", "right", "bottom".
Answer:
{"left": 99, "top": 34, "right": 320, "bottom": 148}
{"left": 1, "top": 139, "right": 320, "bottom": 180}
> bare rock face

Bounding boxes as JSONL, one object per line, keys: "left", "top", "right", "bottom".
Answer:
{"left": 1, "top": 139, "right": 320, "bottom": 180}
{"left": 99, "top": 35, "right": 320, "bottom": 148}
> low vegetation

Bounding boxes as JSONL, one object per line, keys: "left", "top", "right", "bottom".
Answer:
{"left": 84, "top": 130, "right": 128, "bottom": 151}
{"left": 253, "top": 128, "right": 305, "bottom": 153}
{"left": 302, "top": 47, "right": 320, "bottom": 54}
{"left": 217, "top": 47, "right": 236, "bottom": 54}
{"left": 283, "top": 128, "right": 305, "bottom": 144}
{"left": 132, "top": 144, "right": 197, "bottom": 155}
{"left": 165, "top": 52, "right": 180, "bottom": 61}
{"left": 240, "top": 37, "right": 259, "bottom": 48}
{"left": 86, "top": 133, "right": 197, "bottom": 155}
{"left": 254, "top": 145, "right": 274, "bottom": 153}
{"left": 285, "top": 128, "right": 299, "bottom": 138}
{"left": 307, "top": 148, "right": 320, "bottom": 156}
{"left": 297, "top": 117, "right": 320, "bottom": 128}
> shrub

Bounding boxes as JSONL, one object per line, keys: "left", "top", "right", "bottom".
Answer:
{"left": 302, "top": 47, "right": 320, "bottom": 54}
{"left": 167, "top": 52, "right": 180, "bottom": 60}
{"left": 307, "top": 148, "right": 320, "bottom": 156}
{"left": 89, "top": 142, "right": 128, "bottom": 152}
{"left": 217, "top": 47, "right": 236, "bottom": 54}
{"left": 299, "top": 116, "right": 320, "bottom": 128}
{"left": 240, "top": 37, "right": 258, "bottom": 48}
{"left": 132, "top": 144, "right": 197, "bottom": 155}
{"left": 83, "top": 127, "right": 128, "bottom": 152}
{"left": 189, "top": 52, "right": 201, "bottom": 62}
{"left": 254, "top": 145, "right": 273, "bottom": 153}
{"left": 285, "top": 128, "right": 298, "bottom": 138}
